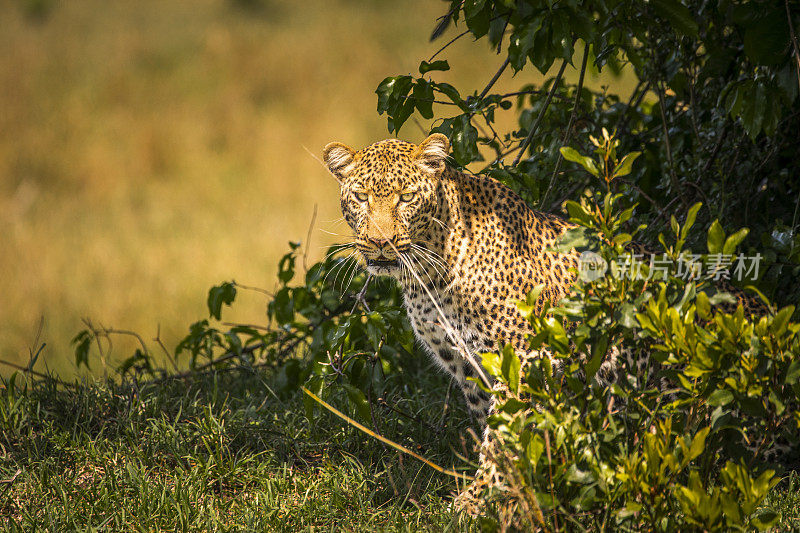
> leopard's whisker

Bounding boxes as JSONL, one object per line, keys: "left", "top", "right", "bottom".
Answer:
{"left": 410, "top": 245, "right": 450, "bottom": 281}
{"left": 341, "top": 255, "right": 362, "bottom": 294}
{"left": 324, "top": 255, "right": 352, "bottom": 289}
{"left": 430, "top": 216, "right": 450, "bottom": 230}
{"left": 411, "top": 248, "right": 450, "bottom": 286}
{"left": 336, "top": 253, "right": 360, "bottom": 293}
{"left": 410, "top": 250, "right": 449, "bottom": 291}
{"left": 324, "top": 251, "right": 356, "bottom": 288}
{"left": 319, "top": 228, "right": 351, "bottom": 237}
{"left": 324, "top": 242, "right": 356, "bottom": 257}
{"left": 405, "top": 251, "right": 445, "bottom": 300}
{"left": 393, "top": 245, "right": 490, "bottom": 388}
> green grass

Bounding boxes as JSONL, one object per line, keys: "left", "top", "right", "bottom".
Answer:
{"left": 3, "top": 362, "right": 798, "bottom": 531}
{"left": 0, "top": 360, "right": 479, "bottom": 531}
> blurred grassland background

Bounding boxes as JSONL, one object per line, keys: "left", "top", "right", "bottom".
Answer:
{"left": 0, "top": 0, "right": 629, "bottom": 376}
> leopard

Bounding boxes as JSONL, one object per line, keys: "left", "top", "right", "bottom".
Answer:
{"left": 323, "top": 133, "right": 586, "bottom": 425}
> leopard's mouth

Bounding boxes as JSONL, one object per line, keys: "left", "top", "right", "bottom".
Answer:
{"left": 366, "top": 258, "right": 399, "bottom": 268}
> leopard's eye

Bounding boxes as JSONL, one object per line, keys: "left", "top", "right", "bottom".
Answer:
{"left": 353, "top": 191, "right": 369, "bottom": 202}
{"left": 399, "top": 191, "right": 416, "bottom": 203}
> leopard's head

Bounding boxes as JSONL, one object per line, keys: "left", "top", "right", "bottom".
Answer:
{"left": 322, "top": 134, "right": 449, "bottom": 277}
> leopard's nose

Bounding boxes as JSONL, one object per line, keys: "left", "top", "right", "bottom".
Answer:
{"left": 368, "top": 237, "right": 390, "bottom": 249}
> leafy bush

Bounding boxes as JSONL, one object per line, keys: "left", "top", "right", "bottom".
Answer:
{"left": 371, "top": 4, "right": 800, "bottom": 524}
{"left": 473, "top": 138, "right": 799, "bottom": 530}
{"left": 72, "top": 241, "right": 428, "bottom": 430}
{"left": 376, "top": 0, "right": 800, "bottom": 308}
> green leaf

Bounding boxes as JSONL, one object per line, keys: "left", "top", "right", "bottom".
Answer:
{"left": 687, "top": 426, "right": 709, "bottom": 461}
{"left": 708, "top": 389, "right": 733, "bottom": 407}
{"left": 707, "top": 220, "right": 725, "bottom": 254}
{"left": 682, "top": 202, "right": 703, "bottom": 239}
{"left": 585, "top": 334, "right": 608, "bottom": 381}
{"left": 450, "top": 114, "right": 480, "bottom": 164}
{"left": 376, "top": 75, "right": 410, "bottom": 113}
{"left": 742, "top": 8, "right": 790, "bottom": 66}
{"left": 751, "top": 509, "right": 780, "bottom": 530}
{"left": 432, "top": 82, "right": 463, "bottom": 107}
{"left": 273, "top": 287, "right": 294, "bottom": 324}
{"left": 418, "top": 60, "right": 450, "bottom": 75}
{"left": 612, "top": 151, "right": 641, "bottom": 178}
{"left": 696, "top": 292, "right": 711, "bottom": 319}
{"left": 465, "top": 3, "right": 490, "bottom": 38}
{"left": 343, "top": 384, "right": 372, "bottom": 423}
{"left": 771, "top": 305, "right": 795, "bottom": 336}
{"left": 617, "top": 303, "right": 638, "bottom": 328}
{"left": 785, "top": 360, "right": 800, "bottom": 385}
{"left": 481, "top": 352, "right": 502, "bottom": 378}
{"left": 71, "top": 330, "right": 92, "bottom": 369}
{"left": 388, "top": 97, "right": 417, "bottom": 134}
{"left": 463, "top": 0, "right": 486, "bottom": 20}
{"left": 207, "top": 282, "right": 237, "bottom": 320}
{"left": 651, "top": 0, "right": 699, "bottom": 38}
{"left": 412, "top": 79, "right": 434, "bottom": 119}
{"left": 554, "top": 226, "right": 590, "bottom": 252}
{"left": 560, "top": 147, "right": 599, "bottom": 177}
{"left": 742, "top": 80, "right": 767, "bottom": 138}
{"left": 508, "top": 18, "right": 543, "bottom": 71}
{"left": 500, "top": 343, "right": 521, "bottom": 394}
{"left": 722, "top": 228, "right": 749, "bottom": 255}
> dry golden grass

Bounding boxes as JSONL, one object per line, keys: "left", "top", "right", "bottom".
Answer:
{"left": 0, "top": 0, "right": 631, "bottom": 375}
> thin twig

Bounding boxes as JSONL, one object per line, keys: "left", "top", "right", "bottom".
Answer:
{"left": 786, "top": 0, "right": 800, "bottom": 95}
{"left": 303, "top": 204, "right": 318, "bottom": 272}
{"left": 688, "top": 65, "right": 702, "bottom": 142}
{"left": 548, "top": 178, "right": 590, "bottom": 213}
{"left": 0, "top": 358, "right": 76, "bottom": 388}
{"left": 512, "top": 60, "right": 569, "bottom": 167}
{"left": 378, "top": 397, "right": 439, "bottom": 433}
{"left": 541, "top": 42, "right": 590, "bottom": 209}
{"left": 428, "top": 13, "right": 509, "bottom": 62}
{"left": 232, "top": 282, "right": 273, "bottom": 297}
{"left": 351, "top": 275, "right": 372, "bottom": 313}
{"left": 616, "top": 178, "right": 666, "bottom": 215}
{"left": 615, "top": 81, "right": 651, "bottom": 136}
{"left": 221, "top": 321, "right": 271, "bottom": 332}
{"left": 154, "top": 324, "right": 179, "bottom": 372}
{"left": 162, "top": 342, "right": 268, "bottom": 382}
{"left": 701, "top": 123, "right": 729, "bottom": 175}
{"left": 651, "top": 196, "right": 683, "bottom": 226}
{"left": 428, "top": 29, "right": 471, "bottom": 62}
{"left": 476, "top": 57, "right": 510, "bottom": 103}
{"left": 656, "top": 80, "right": 686, "bottom": 208}
{"left": 302, "top": 386, "right": 472, "bottom": 481}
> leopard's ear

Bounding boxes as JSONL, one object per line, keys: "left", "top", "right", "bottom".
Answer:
{"left": 414, "top": 133, "right": 450, "bottom": 176}
{"left": 322, "top": 142, "right": 356, "bottom": 182}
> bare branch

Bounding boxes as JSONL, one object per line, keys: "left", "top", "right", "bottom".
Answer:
{"left": 477, "top": 57, "right": 510, "bottom": 103}
{"left": 512, "top": 60, "right": 569, "bottom": 167}
{"left": 428, "top": 29, "right": 470, "bottom": 62}
{"left": 540, "top": 42, "right": 590, "bottom": 209}
{"left": 656, "top": 80, "right": 687, "bottom": 208}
